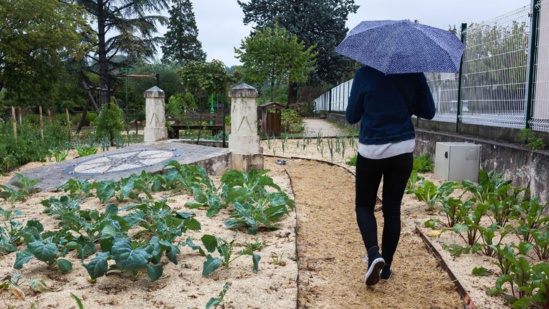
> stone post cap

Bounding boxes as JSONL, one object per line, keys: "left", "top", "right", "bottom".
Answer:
{"left": 144, "top": 86, "right": 165, "bottom": 98}
{"left": 229, "top": 83, "right": 258, "bottom": 98}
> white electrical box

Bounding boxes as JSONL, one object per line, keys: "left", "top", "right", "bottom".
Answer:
{"left": 434, "top": 142, "right": 481, "bottom": 183}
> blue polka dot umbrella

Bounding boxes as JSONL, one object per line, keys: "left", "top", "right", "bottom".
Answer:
{"left": 334, "top": 20, "right": 465, "bottom": 74}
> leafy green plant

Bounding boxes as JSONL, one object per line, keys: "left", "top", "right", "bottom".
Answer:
{"left": 486, "top": 187, "right": 526, "bottom": 227}
{"left": 490, "top": 256, "right": 549, "bottom": 308}
{"left": 518, "top": 128, "right": 546, "bottom": 150}
{"left": 206, "top": 282, "right": 230, "bottom": 309}
{"left": 121, "top": 199, "right": 201, "bottom": 246}
{"left": 221, "top": 169, "right": 282, "bottom": 205}
{"left": 462, "top": 170, "right": 512, "bottom": 203}
{"left": 405, "top": 169, "right": 424, "bottom": 194}
{"left": 0, "top": 173, "right": 41, "bottom": 205}
{"left": 41, "top": 196, "right": 129, "bottom": 259}
{"left": 414, "top": 180, "right": 458, "bottom": 211}
{"left": 239, "top": 237, "right": 268, "bottom": 252}
{"left": 270, "top": 252, "right": 286, "bottom": 266}
{"left": 346, "top": 155, "right": 357, "bottom": 166}
{"left": 472, "top": 266, "right": 491, "bottom": 276}
{"left": 476, "top": 223, "right": 512, "bottom": 257}
{"left": 14, "top": 227, "right": 74, "bottom": 272}
{"left": 440, "top": 196, "right": 474, "bottom": 227}
{"left": 225, "top": 193, "right": 294, "bottom": 235}
{"left": 450, "top": 202, "right": 489, "bottom": 246}
{"left": 201, "top": 234, "right": 261, "bottom": 275}
{"left": 163, "top": 161, "right": 222, "bottom": 217}
{"left": 0, "top": 206, "right": 23, "bottom": 220}
{"left": 413, "top": 154, "right": 433, "bottom": 173}
{"left": 0, "top": 220, "right": 25, "bottom": 255}
{"left": 514, "top": 197, "right": 549, "bottom": 243}
{"left": 76, "top": 144, "right": 98, "bottom": 157}
{"left": 0, "top": 273, "right": 52, "bottom": 301}
{"left": 71, "top": 293, "right": 85, "bottom": 309}
{"left": 57, "top": 178, "right": 94, "bottom": 198}
{"left": 84, "top": 236, "right": 167, "bottom": 282}
{"left": 48, "top": 148, "right": 69, "bottom": 162}
{"left": 530, "top": 228, "right": 549, "bottom": 261}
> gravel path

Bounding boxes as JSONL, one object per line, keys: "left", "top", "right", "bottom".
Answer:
{"left": 302, "top": 118, "right": 343, "bottom": 137}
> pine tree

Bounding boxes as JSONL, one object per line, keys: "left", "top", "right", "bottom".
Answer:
{"left": 162, "top": 0, "right": 207, "bottom": 64}
{"left": 75, "top": 0, "right": 169, "bottom": 105}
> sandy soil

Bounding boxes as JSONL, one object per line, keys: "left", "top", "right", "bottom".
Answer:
{"left": 0, "top": 136, "right": 509, "bottom": 308}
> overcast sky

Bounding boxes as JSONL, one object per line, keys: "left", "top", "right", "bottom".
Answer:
{"left": 159, "top": 0, "right": 531, "bottom": 67}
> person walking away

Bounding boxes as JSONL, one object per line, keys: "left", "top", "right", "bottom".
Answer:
{"left": 346, "top": 65, "right": 435, "bottom": 286}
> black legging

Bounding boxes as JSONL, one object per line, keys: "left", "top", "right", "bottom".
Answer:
{"left": 355, "top": 152, "right": 413, "bottom": 266}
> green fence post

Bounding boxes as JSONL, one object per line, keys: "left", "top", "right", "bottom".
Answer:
{"left": 329, "top": 89, "right": 332, "bottom": 112}
{"left": 525, "top": 0, "right": 540, "bottom": 129}
{"left": 456, "top": 23, "right": 467, "bottom": 133}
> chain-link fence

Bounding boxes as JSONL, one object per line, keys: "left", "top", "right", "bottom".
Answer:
{"left": 315, "top": 1, "right": 549, "bottom": 133}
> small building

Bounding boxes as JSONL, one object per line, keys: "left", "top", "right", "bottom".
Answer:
{"left": 259, "top": 102, "right": 284, "bottom": 137}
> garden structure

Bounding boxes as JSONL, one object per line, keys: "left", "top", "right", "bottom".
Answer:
{"left": 259, "top": 102, "right": 284, "bottom": 137}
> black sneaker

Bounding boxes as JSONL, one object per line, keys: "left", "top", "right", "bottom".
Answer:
{"left": 364, "top": 256, "right": 385, "bottom": 286}
{"left": 380, "top": 268, "right": 393, "bottom": 280}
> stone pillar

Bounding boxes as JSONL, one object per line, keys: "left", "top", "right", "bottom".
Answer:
{"left": 143, "top": 86, "right": 167, "bottom": 142}
{"left": 228, "top": 84, "right": 264, "bottom": 171}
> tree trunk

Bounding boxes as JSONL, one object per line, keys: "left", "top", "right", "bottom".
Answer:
{"left": 97, "top": 0, "right": 110, "bottom": 106}
{"left": 271, "top": 81, "right": 275, "bottom": 102}
{"left": 288, "top": 82, "right": 298, "bottom": 106}
{"left": 76, "top": 99, "right": 91, "bottom": 134}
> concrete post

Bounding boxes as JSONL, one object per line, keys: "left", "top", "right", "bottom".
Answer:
{"left": 143, "top": 86, "right": 167, "bottom": 142}
{"left": 228, "top": 84, "right": 264, "bottom": 171}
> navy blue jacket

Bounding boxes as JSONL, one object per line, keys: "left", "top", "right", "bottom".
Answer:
{"left": 346, "top": 66, "right": 435, "bottom": 145}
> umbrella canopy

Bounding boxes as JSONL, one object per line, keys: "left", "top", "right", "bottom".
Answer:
{"left": 334, "top": 20, "right": 465, "bottom": 74}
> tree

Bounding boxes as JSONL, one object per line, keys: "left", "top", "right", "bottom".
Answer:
{"left": 235, "top": 22, "right": 317, "bottom": 103}
{"left": 238, "top": 0, "right": 359, "bottom": 103}
{"left": 75, "top": 0, "right": 169, "bottom": 105}
{"left": 93, "top": 101, "right": 126, "bottom": 146}
{"left": 0, "top": 0, "right": 92, "bottom": 104}
{"left": 176, "top": 60, "right": 231, "bottom": 109}
{"left": 162, "top": 0, "right": 206, "bottom": 64}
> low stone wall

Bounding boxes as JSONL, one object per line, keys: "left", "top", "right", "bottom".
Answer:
{"left": 415, "top": 129, "right": 549, "bottom": 205}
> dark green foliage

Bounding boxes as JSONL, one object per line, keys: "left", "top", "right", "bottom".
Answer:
{"left": 281, "top": 107, "right": 304, "bottom": 133}
{"left": 345, "top": 155, "right": 357, "bottom": 166}
{"left": 0, "top": 121, "right": 70, "bottom": 173}
{"left": 74, "top": 0, "right": 169, "bottom": 104}
{"left": 161, "top": 0, "right": 206, "bottom": 64}
{"left": 92, "top": 102, "right": 126, "bottom": 145}
{"left": 413, "top": 154, "right": 433, "bottom": 173}
{"left": 238, "top": 0, "right": 359, "bottom": 87}
{"left": 518, "top": 128, "right": 546, "bottom": 150}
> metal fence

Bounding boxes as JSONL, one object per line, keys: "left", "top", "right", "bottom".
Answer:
{"left": 314, "top": 1, "right": 549, "bottom": 133}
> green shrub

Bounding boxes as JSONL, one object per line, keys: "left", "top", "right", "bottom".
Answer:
{"left": 54, "top": 113, "right": 69, "bottom": 126}
{"left": 346, "top": 155, "right": 357, "bottom": 166}
{"left": 25, "top": 114, "right": 39, "bottom": 125}
{"left": 92, "top": 102, "right": 126, "bottom": 144}
{"left": 518, "top": 128, "right": 546, "bottom": 150}
{"left": 299, "top": 101, "right": 315, "bottom": 117}
{"left": 0, "top": 121, "right": 69, "bottom": 173}
{"left": 72, "top": 112, "right": 98, "bottom": 126}
{"left": 281, "top": 107, "right": 303, "bottom": 133}
{"left": 414, "top": 154, "right": 433, "bottom": 173}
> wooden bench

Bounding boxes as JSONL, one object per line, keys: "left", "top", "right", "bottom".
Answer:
{"left": 167, "top": 110, "right": 226, "bottom": 140}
